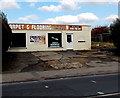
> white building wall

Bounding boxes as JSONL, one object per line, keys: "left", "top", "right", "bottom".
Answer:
{"left": 9, "top": 25, "right": 91, "bottom": 52}
{"left": 73, "top": 26, "right": 91, "bottom": 50}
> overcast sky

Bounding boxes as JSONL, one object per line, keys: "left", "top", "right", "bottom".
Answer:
{"left": 0, "top": 0, "right": 119, "bottom": 28}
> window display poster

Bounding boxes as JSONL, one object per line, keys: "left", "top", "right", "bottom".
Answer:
{"left": 30, "top": 34, "right": 46, "bottom": 44}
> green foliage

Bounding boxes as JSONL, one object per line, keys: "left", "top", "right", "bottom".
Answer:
{"left": 1, "top": 11, "right": 12, "bottom": 53}
{"left": 91, "top": 41, "right": 115, "bottom": 49}
{"left": 110, "top": 19, "right": 120, "bottom": 50}
{"left": 0, "top": 10, "right": 8, "bottom": 23}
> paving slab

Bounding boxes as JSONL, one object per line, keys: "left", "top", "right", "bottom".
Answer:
{"left": 1, "top": 64, "right": 118, "bottom": 83}
{"left": 111, "top": 57, "right": 119, "bottom": 62}
{"left": 90, "top": 54, "right": 107, "bottom": 58}
{"left": 39, "top": 54, "right": 62, "bottom": 61}
{"left": 2, "top": 50, "right": 120, "bottom": 83}
{"left": 32, "top": 52, "right": 58, "bottom": 57}
{"left": 86, "top": 61, "right": 119, "bottom": 67}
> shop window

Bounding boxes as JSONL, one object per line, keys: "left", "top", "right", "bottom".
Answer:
{"left": 48, "top": 33, "right": 62, "bottom": 48}
{"left": 30, "top": 35, "right": 46, "bottom": 44}
{"left": 10, "top": 33, "right": 26, "bottom": 47}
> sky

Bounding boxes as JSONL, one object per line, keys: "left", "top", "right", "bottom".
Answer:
{"left": 0, "top": 0, "right": 119, "bottom": 28}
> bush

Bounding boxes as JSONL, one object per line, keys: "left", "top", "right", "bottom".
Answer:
{"left": 110, "top": 19, "right": 120, "bottom": 51}
{"left": 91, "top": 41, "right": 115, "bottom": 49}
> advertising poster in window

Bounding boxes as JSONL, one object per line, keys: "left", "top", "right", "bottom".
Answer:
{"left": 30, "top": 34, "right": 46, "bottom": 44}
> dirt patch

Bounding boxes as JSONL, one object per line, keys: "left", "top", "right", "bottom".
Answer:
{"left": 68, "top": 58, "right": 89, "bottom": 63}
{"left": 46, "top": 60, "right": 61, "bottom": 65}
{"left": 2, "top": 49, "right": 120, "bottom": 73}
{"left": 43, "top": 57, "right": 89, "bottom": 70}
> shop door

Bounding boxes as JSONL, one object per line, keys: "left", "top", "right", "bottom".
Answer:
{"left": 66, "top": 34, "right": 73, "bottom": 49}
{"left": 10, "top": 33, "right": 26, "bottom": 47}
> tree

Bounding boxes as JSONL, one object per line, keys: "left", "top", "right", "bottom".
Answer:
{"left": 92, "top": 26, "right": 109, "bottom": 35}
{"left": 110, "top": 19, "right": 120, "bottom": 51}
{"left": 0, "top": 11, "right": 12, "bottom": 66}
{"left": 91, "top": 26, "right": 111, "bottom": 42}
{"left": 0, "top": 11, "right": 12, "bottom": 53}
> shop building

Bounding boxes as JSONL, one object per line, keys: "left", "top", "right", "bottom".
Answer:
{"left": 8, "top": 23, "right": 91, "bottom": 52}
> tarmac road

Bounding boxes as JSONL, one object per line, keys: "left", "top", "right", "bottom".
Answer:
{"left": 1, "top": 73, "right": 120, "bottom": 97}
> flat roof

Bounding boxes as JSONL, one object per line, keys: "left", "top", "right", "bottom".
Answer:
{"left": 9, "top": 23, "right": 91, "bottom": 27}
{"left": 9, "top": 23, "right": 91, "bottom": 31}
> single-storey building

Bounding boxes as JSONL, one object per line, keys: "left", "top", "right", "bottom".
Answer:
{"left": 8, "top": 23, "right": 91, "bottom": 52}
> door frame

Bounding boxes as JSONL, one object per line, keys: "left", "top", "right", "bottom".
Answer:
{"left": 66, "top": 33, "right": 73, "bottom": 50}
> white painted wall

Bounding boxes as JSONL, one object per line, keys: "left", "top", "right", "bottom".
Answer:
{"left": 9, "top": 25, "right": 91, "bottom": 52}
